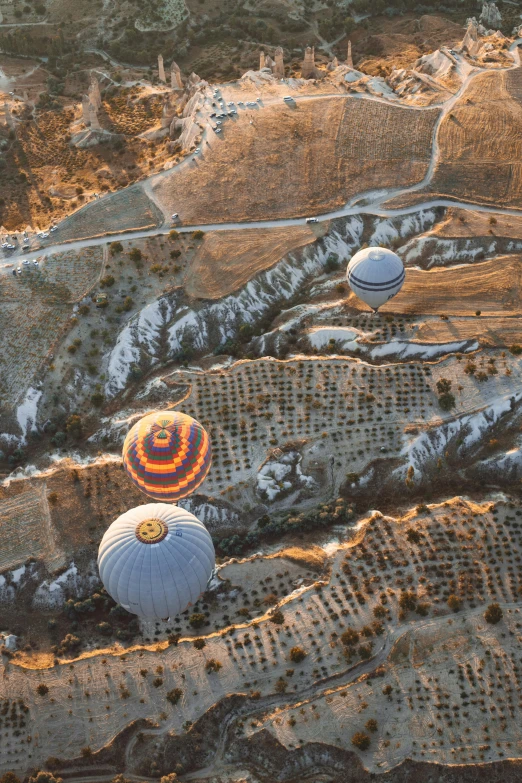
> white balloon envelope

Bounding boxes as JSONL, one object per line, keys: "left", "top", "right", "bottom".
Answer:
{"left": 346, "top": 247, "right": 405, "bottom": 311}
{"left": 98, "top": 503, "right": 215, "bottom": 620}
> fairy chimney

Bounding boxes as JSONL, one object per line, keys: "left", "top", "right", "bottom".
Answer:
{"left": 171, "top": 61, "right": 183, "bottom": 90}
{"left": 158, "top": 54, "right": 166, "bottom": 83}
{"left": 274, "top": 47, "right": 284, "bottom": 78}
{"left": 89, "top": 75, "right": 102, "bottom": 110}
{"left": 302, "top": 46, "right": 317, "bottom": 79}
{"left": 347, "top": 40, "right": 354, "bottom": 68}
{"left": 260, "top": 51, "right": 266, "bottom": 70}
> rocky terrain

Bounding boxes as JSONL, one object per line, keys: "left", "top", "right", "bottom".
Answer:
{"left": 3, "top": 4, "right": 522, "bottom": 782}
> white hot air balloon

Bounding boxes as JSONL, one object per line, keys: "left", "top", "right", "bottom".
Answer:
{"left": 346, "top": 247, "right": 405, "bottom": 312}
{"left": 98, "top": 503, "right": 215, "bottom": 620}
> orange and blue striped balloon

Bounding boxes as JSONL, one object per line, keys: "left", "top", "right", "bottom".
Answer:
{"left": 122, "top": 411, "right": 211, "bottom": 502}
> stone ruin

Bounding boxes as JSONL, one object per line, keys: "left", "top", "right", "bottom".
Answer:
{"left": 480, "top": 2, "right": 502, "bottom": 30}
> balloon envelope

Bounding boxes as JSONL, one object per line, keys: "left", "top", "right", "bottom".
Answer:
{"left": 347, "top": 247, "right": 405, "bottom": 311}
{"left": 123, "top": 410, "right": 211, "bottom": 502}
{"left": 98, "top": 503, "right": 215, "bottom": 619}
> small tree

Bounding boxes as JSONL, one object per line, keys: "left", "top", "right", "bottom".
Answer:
{"left": 129, "top": 248, "right": 142, "bottom": 263}
{"left": 351, "top": 732, "right": 371, "bottom": 750}
{"left": 289, "top": 646, "right": 307, "bottom": 663}
{"left": 447, "top": 594, "right": 461, "bottom": 612}
{"left": 340, "top": 628, "right": 359, "bottom": 647}
{"left": 166, "top": 688, "right": 183, "bottom": 705}
{"left": 189, "top": 612, "right": 205, "bottom": 628}
{"left": 484, "top": 603, "right": 503, "bottom": 624}
{"left": 205, "top": 658, "right": 222, "bottom": 673}
{"left": 110, "top": 241, "right": 123, "bottom": 255}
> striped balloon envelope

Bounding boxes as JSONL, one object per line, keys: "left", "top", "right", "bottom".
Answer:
{"left": 122, "top": 411, "right": 212, "bottom": 502}
{"left": 347, "top": 247, "right": 405, "bottom": 312}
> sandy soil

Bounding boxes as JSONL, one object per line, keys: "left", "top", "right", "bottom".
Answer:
{"left": 151, "top": 96, "right": 439, "bottom": 224}
{"left": 416, "top": 317, "right": 522, "bottom": 347}
{"left": 185, "top": 226, "right": 318, "bottom": 299}
{"left": 347, "top": 255, "right": 522, "bottom": 317}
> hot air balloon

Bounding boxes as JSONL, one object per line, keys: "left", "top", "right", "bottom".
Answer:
{"left": 346, "top": 247, "right": 405, "bottom": 312}
{"left": 98, "top": 503, "right": 215, "bottom": 619}
{"left": 123, "top": 411, "right": 211, "bottom": 502}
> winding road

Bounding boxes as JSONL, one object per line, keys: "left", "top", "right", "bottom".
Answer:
{"left": 3, "top": 43, "right": 522, "bottom": 272}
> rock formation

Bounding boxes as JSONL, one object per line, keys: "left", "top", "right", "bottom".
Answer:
{"left": 3, "top": 102, "right": 14, "bottom": 129}
{"left": 480, "top": 2, "right": 502, "bottom": 29}
{"left": 347, "top": 40, "right": 353, "bottom": 68}
{"left": 461, "top": 18, "right": 482, "bottom": 57}
{"left": 158, "top": 54, "right": 166, "bottom": 83}
{"left": 82, "top": 95, "right": 100, "bottom": 129}
{"left": 274, "top": 47, "right": 284, "bottom": 78}
{"left": 171, "top": 61, "right": 183, "bottom": 90}
{"left": 327, "top": 56, "right": 339, "bottom": 72}
{"left": 89, "top": 75, "right": 102, "bottom": 110}
{"left": 302, "top": 46, "right": 317, "bottom": 79}
{"left": 259, "top": 51, "right": 266, "bottom": 70}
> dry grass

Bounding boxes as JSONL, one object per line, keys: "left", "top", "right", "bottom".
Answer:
{"left": 413, "top": 69, "right": 522, "bottom": 208}
{"left": 347, "top": 255, "right": 522, "bottom": 316}
{"left": 417, "top": 317, "right": 522, "bottom": 347}
{"left": 185, "top": 226, "right": 317, "bottom": 299}
{"left": 275, "top": 545, "right": 327, "bottom": 572}
{"left": 431, "top": 208, "right": 522, "bottom": 240}
{"left": 152, "top": 97, "right": 439, "bottom": 223}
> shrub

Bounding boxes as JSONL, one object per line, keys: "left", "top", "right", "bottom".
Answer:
{"left": 193, "top": 638, "right": 206, "bottom": 650}
{"left": 436, "top": 378, "right": 452, "bottom": 395}
{"left": 66, "top": 414, "right": 83, "bottom": 439}
{"left": 100, "top": 275, "right": 115, "bottom": 288}
{"left": 29, "top": 774, "right": 62, "bottom": 783}
{"left": 205, "top": 658, "right": 222, "bottom": 673}
{"left": 438, "top": 392, "right": 455, "bottom": 411}
{"left": 79, "top": 304, "right": 90, "bottom": 316}
{"left": 153, "top": 677, "right": 163, "bottom": 687}
{"left": 351, "top": 731, "right": 371, "bottom": 750}
{"left": 169, "top": 230, "right": 179, "bottom": 240}
{"left": 36, "top": 684, "right": 49, "bottom": 696}
{"left": 80, "top": 747, "right": 92, "bottom": 757}
{"left": 270, "top": 610, "right": 285, "bottom": 625}
{"left": 289, "top": 646, "right": 307, "bottom": 663}
{"left": 192, "top": 230, "right": 204, "bottom": 239}
{"left": 510, "top": 344, "right": 522, "bottom": 356}
{"left": 110, "top": 241, "right": 123, "bottom": 255}
{"left": 160, "top": 775, "right": 177, "bottom": 783}
{"left": 91, "top": 392, "right": 105, "bottom": 408}
{"left": 48, "top": 492, "right": 59, "bottom": 505}
{"left": 340, "top": 628, "right": 359, "bottom": 647}
{"left": 1, "top": 774, "right": 21, "bottom": 783}
{"left": 189, "top": 612, "right": 205, "bottom": 628}
{"left": 166, "top": 688, "right": 183, "bottom": 705}
{"left": 129, "top": 248, "right": 142, "bottom": 263}
{"left": 406, "top": 528, "right": 421, "bottom": 544}
{"left": 275, "top": 677, "right": 288, "bottom": 693}
{"left": 447, "top": 594, "right": 461, "bottom": 612}
{"left": 365, "top": 718, "right": 378, "bottom": 732}
{"left": 484, "top": 603, "right": 503, "bottom": 625}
